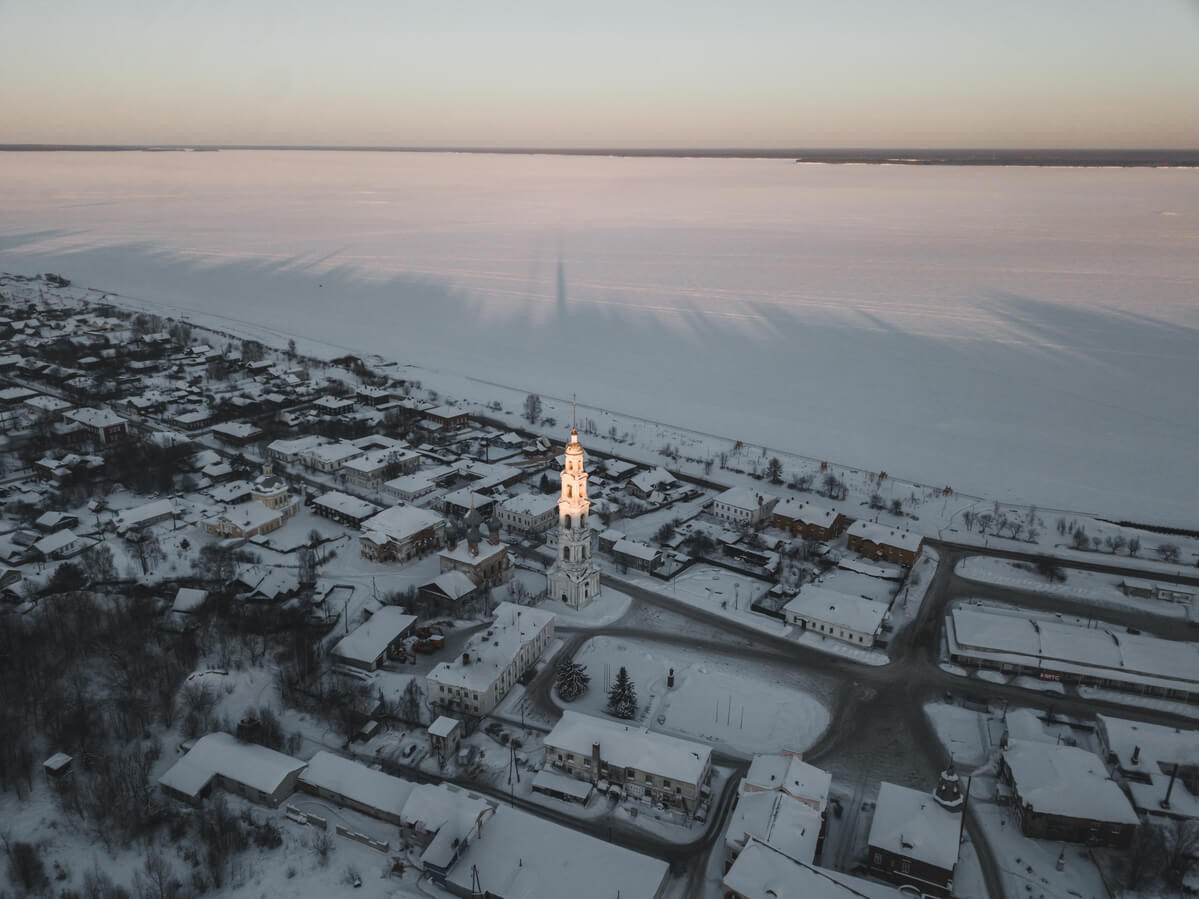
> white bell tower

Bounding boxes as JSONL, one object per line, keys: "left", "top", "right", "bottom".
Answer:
{"left": 547, "top": 402, "right": 601, "bottom": 609}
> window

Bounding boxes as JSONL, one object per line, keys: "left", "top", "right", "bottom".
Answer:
{"left": 663, "top": 779, "right": 671, "bottom": 788}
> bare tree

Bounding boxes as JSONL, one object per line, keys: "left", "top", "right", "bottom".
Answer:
{"left": 523, "top": 393, "right": 542, "bottom": 424}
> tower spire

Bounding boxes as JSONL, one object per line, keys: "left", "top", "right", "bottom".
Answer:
{"left": 572, "top": 393, "right": 577, "bottom": 433}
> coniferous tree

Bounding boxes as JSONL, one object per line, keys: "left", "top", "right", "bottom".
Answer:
{"left": 556, "top": 661, "right": 591, "bottom": 702}
{"left": 606, "top": 666, "right": 637, "bottom": 720}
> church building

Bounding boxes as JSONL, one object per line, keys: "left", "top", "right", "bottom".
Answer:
{"left": 546, "top": 422, "right": 601, "bottom": 609}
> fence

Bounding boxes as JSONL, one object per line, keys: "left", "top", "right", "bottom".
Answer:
{"left": 335, "top": 823, "right": 390, "bottom": 853}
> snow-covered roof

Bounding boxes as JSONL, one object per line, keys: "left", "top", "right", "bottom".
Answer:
{"left": 743, "top": 754, "right": 832, "bottom": 811}
{"left": 342, "top": 446, "right": 419, "bottom": 473}
{"left": 784, "top": 587, "right": 886, "bottom": 636}
{"left": 313, "top": 490, "right": 380, "bottom": 521}
{"left": 545, "top": 711, "right": 711, "bottom": 785}
{"left": 424, "top": 404, "right": 467, "bottom": 419}
{"left": 715, "top": 486, "right": 776, "bottom": 512}
{"left": 361, "top": 504, "right": 445, "bottom": 541}
{"left": 1003, "top": 708, "right": 1048, "bottom": 744}
{"left": 34, "top": 529, "right": 79, "bottom": 556}
{"left": 629, "top": 466, "right": 676, "bottom": 494}
{"left": 35, "top": 511, "right": 75, "bottom": 529}
{"left": 428, "top": 570, "right": 477, "bottom": 601}
{"left": 727, "top": 791, "right": 823, "bottom": 864}
{"left": 400, "top": 783, "right": 492, "bottom": 861}
{"left": 211, "top": 421, "right": 261, "bottom": 439}
{"left": 43, "top": 752, "right": 72, "bottom": 772}
{"left": 332, "top": 606, "right": 417, "bottom": 666}
{"left": 298, "top": 751, "right": 415, "bottom": 817}
{"left": 846, "top": 520, "right": 924, "bottom": 552}
{"left": 1003, "top": 741, "right": 1140, "bottom": 825}
{"left": 428, "top": 716, "right": 459, "bottom": 739}
{"left": 440, "top": 540, "right": 507, "bottom": 568}
{"left": 868, "top": 781, "right": 964, "bottom": 872}
{"left": 427, "top": 602, "right": 554, "bottom": 693}
{"left": 773, "top": 497, "right": 842, "bottom": 527}
{"left": 24, "top": 394, "right": 73, "bottom": 412}
{"left": 172, "top": 588, "right": 209, "bottom": 613}
{"left": 611, "top": 537, "right": 661, "bottom": 562}
{"left": 64, "top": 406, "right": 125, "bottom": 429}
{"left": 446, "top": 804, "right": 668, "bottom": 899}
{"left": 302, "top": 441, "right": 363, "bottom": 466}
{"left": 204, "top": 502, "right": 286, "bottom": 535}
{"left": 1097, "top": 714, "right": 1199, "bottom": 773}
{"left": 532, "top": 767, "right": 594, "bottom": 800}
{"left": 266, "top": 435, "right": 326, "bottom": 457}
{"left": 207, "top": 479, "right": 252, "bottom": 504}
{"left": 949, "top": 605, "right": 1199, "bottom": 691}
{"left": 159, "top": 732, "right": 304, "bottom": 799}
{"left": 112, "top": 498, "right": 174, "bottom": 532}
{"left": 499, "top": 492, "right": 558, "bottom": 517}
{"left": 724, "top": 839, "right": 894, "bottom": 899}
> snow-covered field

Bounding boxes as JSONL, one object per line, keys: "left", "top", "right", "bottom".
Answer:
{"left": 564, "top": 636, "right": 830, "bottom": 756}
{"left": 3, "top": 152, "right": 1197, "bottom": 526}
{"left": 955, "top": 555, "right": 1193, "bottom": 619}
{"left": 619, "top": 564, "right": 783, "bottom": 635}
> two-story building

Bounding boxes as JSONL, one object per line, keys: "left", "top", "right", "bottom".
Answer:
{"left": 62, "top": 406, "right": 128, "bottom": 445}
{"left": 1000, "top": 740, "right": 1139, "bottom": 847}
{"left": 771, "top": 498, "right": 847, "bottom": 541}
{"left": 712, "top": 487, "right": 778, "bottom": 528}
{"left": 426, "top": 602, "right": 555, "bottom": 718}
{"left": 359, "top": 504, "right": 446, "bottom": 562}
{"left": 496, "top": 492, "right": 559, "bottom": 535}
{"left": 846, "top": 520, "right": 924, "bottom": 567}
{"left": 544, "top": 710, "right": 712, "bottom": 815}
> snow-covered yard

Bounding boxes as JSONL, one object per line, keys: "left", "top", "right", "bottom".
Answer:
{"left": 969, "top": 783, "right": 1115, "bottom": 899}
{"left": 562, "top": 635, "right": 830, "bottom": 756}
{"left": 923, "top": 702, "right": 993, "bottom": 768}
{"left": 618, "top": 563, "right": 784, "bottom": 637}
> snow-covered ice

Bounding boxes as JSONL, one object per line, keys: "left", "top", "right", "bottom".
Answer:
{"left": 3, "top": 152, "right": 1197, "bottom": 526}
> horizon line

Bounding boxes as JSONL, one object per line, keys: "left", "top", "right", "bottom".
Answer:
{"left": 1, "top": 143, "right": 1198, "bottom": 165}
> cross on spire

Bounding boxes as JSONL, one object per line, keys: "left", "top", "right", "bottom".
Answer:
{"left": 572, "top": 393, "right": 577, "bottom": 432}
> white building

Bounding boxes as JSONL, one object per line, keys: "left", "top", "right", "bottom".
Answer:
{"left": 300, "top": 440, "right": 364, "bottom": 472}
{"left": 946, "top": 604, "right": 1199, "bottom": 701}
{"left": 426, "top": 602, "right": 555, "bottom": 717}
{"left": 726, "top": 791, "right": 824, "bottom": 869}
{"left": 712, "top": 486, "right": 778, "bottom": 527}
{"left": 742, "top": 752, "right": 832, "bottom": 814}
{"left": 546, "top": 426, "right": 601, "bottom": 609}
{"left": 359, "top": 504, "right": 446, "bottom": 562}
{"left": 265, "top": 435, "right": 326, "bottom": 464}
{"left": 496, "top": 492, "right": 558, "bottom": 535}
{"left": 342, "top": 446, "right": 421, "bottom": 489}
{"left": 783, "top": 586, "right": 887, "bottom": 647}
{"left": 544, "top": 710, "right": 712, "bottom": 813}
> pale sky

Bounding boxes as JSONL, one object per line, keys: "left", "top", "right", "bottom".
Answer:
{"left": 1, "top": 0, "right": 1197, "bottom": 148}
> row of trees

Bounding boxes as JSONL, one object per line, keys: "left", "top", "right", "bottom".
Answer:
{"left": 555, "top": 661, "right": 639, "bottom": 720}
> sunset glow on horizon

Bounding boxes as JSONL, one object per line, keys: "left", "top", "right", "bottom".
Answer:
{"left": 1, "top": 0, "right": 1198, "bottom": 149}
